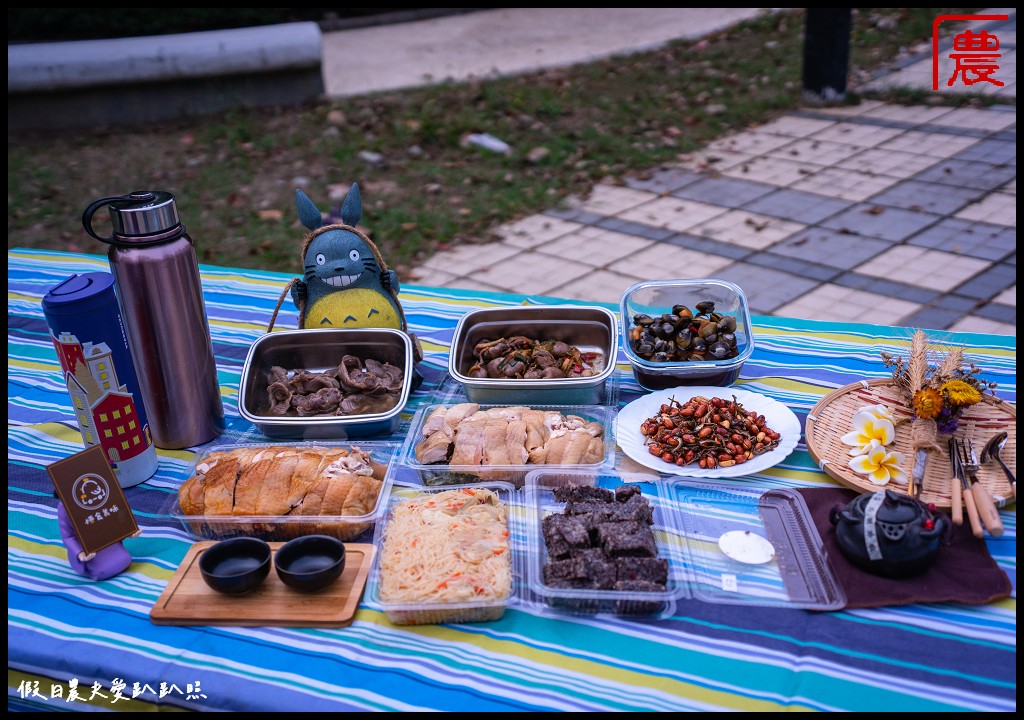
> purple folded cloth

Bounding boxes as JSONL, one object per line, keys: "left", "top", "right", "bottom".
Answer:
{"left": 796, "top": 487, "right": 1012, "bottom": 609}
{"left": 57, "top": 501, "right": 133, "bottom": 581}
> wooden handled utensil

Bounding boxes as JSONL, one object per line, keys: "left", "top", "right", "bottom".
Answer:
{"left": 963, "top": 438, "right": 1004, "bottom": 538}
{"left": 952, "top": 439, "right": 983, "bottom": 539}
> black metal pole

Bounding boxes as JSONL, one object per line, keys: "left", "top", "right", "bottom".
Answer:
{"left": 802, "top": 8, "right": 852, "bottom": 105}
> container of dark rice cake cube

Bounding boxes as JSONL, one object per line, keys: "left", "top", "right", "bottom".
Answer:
{"left": 521, "top": 469, "right": 685, "bottom": 617}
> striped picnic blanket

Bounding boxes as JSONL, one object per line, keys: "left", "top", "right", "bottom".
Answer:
{"left": 8, "top": 248, "right": 1016, "bottom": 712}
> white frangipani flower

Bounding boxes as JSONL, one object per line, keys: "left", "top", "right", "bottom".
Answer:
{"left": 848, "top": 443, "right": 907, "bottom": 487}
{"left": 840, "top": 410, "right": 896, "bottom": 456}
{"left": 856, "top": 404, "right": 896, "bottom": 424}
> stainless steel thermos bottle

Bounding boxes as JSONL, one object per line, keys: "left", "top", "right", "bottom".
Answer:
{"left": 82, "top": 191, "right": 225, "bottom": 449}
{"left": 41, "top": 272, "right": 160, "bottom": 487}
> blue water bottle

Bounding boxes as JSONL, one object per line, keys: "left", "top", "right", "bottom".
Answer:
{"left": 42, "top": 272, "right": 159, "bottom": 488}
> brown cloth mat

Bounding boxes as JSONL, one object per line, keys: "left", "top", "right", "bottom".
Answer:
{"left": 795, "top": 487, "right": 1012, "bottom": 610}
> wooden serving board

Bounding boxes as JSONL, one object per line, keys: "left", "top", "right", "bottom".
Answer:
{"left": 150, "top": 542, "right": 375, "bottom": 627}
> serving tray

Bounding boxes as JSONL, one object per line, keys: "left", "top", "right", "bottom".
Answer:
{"left": 150, "top": 542, "right": 374, "bottom": 627}
{"left": 805, "top": 379, "right": 1016, "bottom": 510}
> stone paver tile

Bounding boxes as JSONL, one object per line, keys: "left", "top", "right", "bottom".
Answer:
{"left": 853, "top": 246, "right": 991, "bottom": 291}
{"left": 975, "top": 297, "right": 1016, "bottom": 324}
{"left": 722, "top": 155, "right": 823, "bottom": 186}
{"left": 809, "top": 121, "right": 904, "bottom": 148}
{"left": 707, "top": 131, "right": 794, "bottom": 155}
{"left": 677, "top": 149, "right": 755, "bottom": 173}
{"left": 606, "top": 243, "right": 733, "bottom": 280}
{"left": 689, "top": 210, "right": 804, "bottom": 250}
{"left": 740, "top": 188, "right": 852, "bottom": 225}
{"left": 406, "top": 266, "right": 460, "bottom": 286}
{"left": 811, "top": 99, "right": 888, "bottom": 117}
{"left": 535, "top": 227, "right": 655, "bottom": 267}
{"left": 548, "top": 269, "right": 644, "bottom": 305}
{"left": 855, "top": 103, "right": 956, "bottom": 125}
{"left": 835, "top": 148, "right": 943, "bottom": 179}
{"left": 999, "top": 178, "right": 1016, "bottom": 194}
{"left": 954, "top": 138, "right": 1016, "bottom": 167}
{"left": 443, "top": 277, "right": 512, "bottom": 294}
{"left": 790, "top": 167, "right": 900, "bottom": 201}
{"left": 747, "top": 252, "right": 840, "bottom": 282}
{"left": 948, "top": 316, "right": 1016, "bottom": 336}
{"left": 710, "top": 263, "right": 821, "bottom": 315}
{"left": 673, "top": 176, "right": 777, "bottom": 208}
{"left": 768, "top": 137, "right": 864, "bottom": 165}
{"left": 874, "top": 130, "right": 979, "bottom": 158}
{"left": 914, "top": 158, "right": 1017, "bottom": 191}
{"left": 866, "top": 179, "right": 983, "bottom": 215}
{"left": 420, "top": 242, "right": 522, "bottom": 273}
{"left": 752, "top": 115, "right": 837, "bottom": 137}
{"left": 955, "top": 262, "right": 1018, "bottom": 302}
{"left": 822, "top": 204, "right": 941, "bottom": 242}
{"left": 907, "top": 218, "right": 1017, "bottom": 262}
{"left": 494, "top": 215, "right": 583, "bottom": 249}
{"left": 467, "top": 251, "right": 593, "bottom": 296}
{"left": 570, "top": 184, "right": 659, "bottom": 215}
{"left": 774, "top": 284, "right": 921, "bottom": 324}
{"left": 993, "top": 285, "right": 1016, "bottom": 306}
{"left": 624, "top": 167, "right": 704, "bottom": 194}
{"left": 770, "top": 228, "right": 892, "bottom": 269}
{"left": 617, "top": 196, "right": 729, "bottom": 233}
{"left": 929, "top": 107, "right": 1017, "bottom": 132}
{"left": 898, "top": 306, "right": 967, "bottom": 332}
{"left": 955, "top": 192, "right": 1017, "bottom": 226}
{"left": 596, "top": 216, "right": 675, "bottom": 241}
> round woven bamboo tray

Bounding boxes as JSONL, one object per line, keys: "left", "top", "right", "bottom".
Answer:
{"left": 805, "top": 379, "right": 1016, "bottom": 510}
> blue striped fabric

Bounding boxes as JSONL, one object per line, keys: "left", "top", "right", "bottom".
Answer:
{"left": 8, "top": 248, "right": 1016, "bottom": 712}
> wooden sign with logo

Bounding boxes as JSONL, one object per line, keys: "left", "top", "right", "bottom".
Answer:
{"left": 47, "top": 445, "right": 140, "bottom": 556}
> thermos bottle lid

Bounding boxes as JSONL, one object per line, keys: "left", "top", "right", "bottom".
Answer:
{"left": 108, "top": 191, "right": 180, "bottom": 237}
{"left": 42, "top": 272, "right": 116, "bottom": 314}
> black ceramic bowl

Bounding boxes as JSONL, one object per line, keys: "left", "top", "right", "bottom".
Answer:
{"left": 199, "top": 537, "right": 272, "bottom": 595}
{"left": 274, "top": 535, "right": 347, "bottom": 592}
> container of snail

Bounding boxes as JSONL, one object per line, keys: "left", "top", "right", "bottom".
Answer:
{"left": 620, "top": 279, "right": 754, "bottom": 390}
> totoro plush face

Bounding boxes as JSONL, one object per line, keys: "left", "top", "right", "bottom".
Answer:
{"left": 303, "top": 228, "right": 382, "bottom": 290}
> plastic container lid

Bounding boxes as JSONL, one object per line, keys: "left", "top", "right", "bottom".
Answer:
{"left": 663, "top": 481, "right": 846, "bottom": 610}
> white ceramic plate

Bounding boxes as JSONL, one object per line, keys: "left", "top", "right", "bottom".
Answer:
{"left": 616, "top": 386, "right": 801, "bottom": 478}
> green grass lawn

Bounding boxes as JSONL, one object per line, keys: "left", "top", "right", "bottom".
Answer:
{"left": 8, "top": 8, "right": 987, "bottom": 279}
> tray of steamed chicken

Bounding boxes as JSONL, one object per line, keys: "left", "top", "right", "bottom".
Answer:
{"left": 169, "top": 302, "right": 789, "bottom": 624}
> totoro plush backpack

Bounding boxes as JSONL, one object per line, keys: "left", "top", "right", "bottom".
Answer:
{"left": 269, "top": 183, "right": 424, "bottom": 368}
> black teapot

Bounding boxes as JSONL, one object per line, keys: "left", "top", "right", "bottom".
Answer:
{"left": 829, "top": 489, "right": 950, "bottom": 579}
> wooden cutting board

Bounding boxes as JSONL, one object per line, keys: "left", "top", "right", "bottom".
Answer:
{"left": 150, "top": 541, "right": 375, "bottom": 627}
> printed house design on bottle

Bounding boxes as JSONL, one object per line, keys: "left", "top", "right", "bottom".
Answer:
{"left": 53, "top": 331, "right": 153, "bottom": 469}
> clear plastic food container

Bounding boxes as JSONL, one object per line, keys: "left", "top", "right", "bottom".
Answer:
{"left": 168, "top": 440, "right": 399, "bottom": 543}
{"left": 398, "top": 402, "right": 616, "bottom": 487}
{"left": 522, "top": 470, "right": 684, "bottom": 617}
{"left": 620, "top": 278, "right": 754, "bottom": 390}
{"left": 367, "top": 482, "right": 523, "bottom": 625}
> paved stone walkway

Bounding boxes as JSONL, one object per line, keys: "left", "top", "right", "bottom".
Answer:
{"left": 407, "top": 11, "right": 1016, "bottom": 336}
